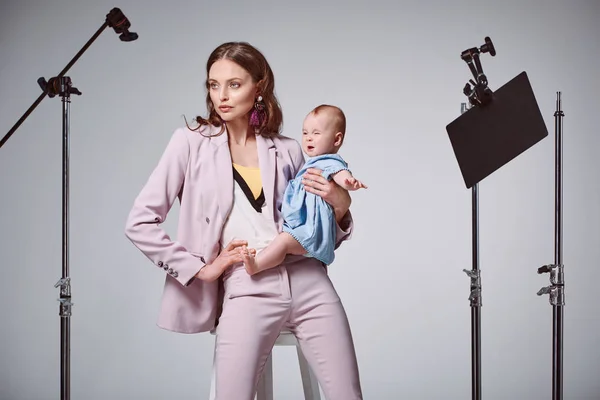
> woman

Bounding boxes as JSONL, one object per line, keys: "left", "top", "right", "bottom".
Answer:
{"left": 124, "top": 41, "right": 363, "bottom": 400}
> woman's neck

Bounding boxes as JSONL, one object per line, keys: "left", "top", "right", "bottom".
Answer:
{"left": 226, "top": 118, "right": 252, "bottom": 146}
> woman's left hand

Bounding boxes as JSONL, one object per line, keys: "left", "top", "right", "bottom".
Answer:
{"left": 302, "top": 168, "right": 351, "bottom": 222}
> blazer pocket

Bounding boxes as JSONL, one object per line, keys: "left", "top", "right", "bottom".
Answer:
{"left": 223, "top": 266, "right": 281, "bottom": 299}
{"left": 197, "top": 191, "right": 219, "bottom": 222}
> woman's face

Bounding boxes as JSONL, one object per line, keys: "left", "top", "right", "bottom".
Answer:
{"left": 208, "top": 59, "right": 258, "bottom": 123}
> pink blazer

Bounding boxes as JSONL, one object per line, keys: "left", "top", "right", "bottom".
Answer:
{"left": 124, "top": 125, "right": 353, "bottom": 334}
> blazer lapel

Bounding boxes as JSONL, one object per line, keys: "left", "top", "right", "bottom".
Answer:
{"left": 210, "top": 126, "right": 233, "bottom": 222}
{"left": 256, "top": 135, "right": 277, "bottom": 222}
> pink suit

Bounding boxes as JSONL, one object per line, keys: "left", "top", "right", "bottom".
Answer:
{"left": 125, "top": 125, "right": 362, "bottom": 399}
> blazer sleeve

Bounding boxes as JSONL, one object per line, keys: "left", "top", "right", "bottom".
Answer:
{"left": 289, "top": 141, "right": 353, "bottom": 249}
{"left": 124, "top": 128, "right": 205, "bottom": 287}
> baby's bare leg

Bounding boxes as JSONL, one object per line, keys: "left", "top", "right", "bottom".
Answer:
{"left": 242, "top": 233, "right": 306, "bottom": 275}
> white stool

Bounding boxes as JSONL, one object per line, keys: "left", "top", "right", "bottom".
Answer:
{"left": 208, "top": 328, "right": 321, "bottom": 400}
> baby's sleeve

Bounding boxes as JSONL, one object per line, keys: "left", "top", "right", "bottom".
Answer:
{"left": 320, "top": 157, "right": 351, "bottom": 181}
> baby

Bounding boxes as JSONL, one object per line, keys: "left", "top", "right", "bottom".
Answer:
{"left": 241, "top": 104, "right": 366, "bottom": 275}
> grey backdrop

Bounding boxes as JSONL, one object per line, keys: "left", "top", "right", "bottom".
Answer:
{"left": 1, "top": 0, "right": 599, "bottom": 399}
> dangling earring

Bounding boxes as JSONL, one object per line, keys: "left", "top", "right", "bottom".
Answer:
{"left": 250, "top": 95, "right": 266, "bottom": 133}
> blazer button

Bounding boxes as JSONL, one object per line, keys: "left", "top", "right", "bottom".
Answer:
{"left": 168, "top": 268, "right": 174, "bottom": 274}
{"left": 205, "top": 217, "right": 210, "bottom": 224}
{"left": 163, "top": 264, "right": 169, "bottom": 270}
{"left": 157, "top": 261, "right": 163, "bottom": 267}
{"left": 172, "top": 271, "right": 179, "bottom": 278}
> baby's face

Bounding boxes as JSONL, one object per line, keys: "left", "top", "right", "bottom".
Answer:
{"left": 301, "top": 112, "right": 339, "bottom": 157}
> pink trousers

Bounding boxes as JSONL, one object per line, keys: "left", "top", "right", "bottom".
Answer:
{"left": 213, "top": 260, "right": 363, "bottom": 400}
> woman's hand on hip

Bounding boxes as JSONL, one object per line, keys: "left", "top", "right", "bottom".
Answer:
{"left": 195, "top": 239, "right": 255, "bottom": 282}
{"left": 302, "top": 168, "right": 351, "bottom": 222}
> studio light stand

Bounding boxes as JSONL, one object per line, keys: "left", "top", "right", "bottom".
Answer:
{"left": 536, "top": 92, "right": 565, "bottom": 400}
{"left": 446, "top": 37, "right": 549, "bottom": 400}
{"left": 459, "top": 98, "right": 482, "bottom": 400}
{"left": 459, "top": 37, "right": 496, "bottom": 400}
{"left": 0, "top": 8, "right": 138, "bottom": 400}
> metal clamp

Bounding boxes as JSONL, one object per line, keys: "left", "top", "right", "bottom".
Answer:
{"left": 463, "top": 269, "right": 482, "bottom": 307}
{"left": 537, "top": 264, "right": 565, "bottom": 306}
{"left": 54, "top": 277, "right": 73, "bottom": 317}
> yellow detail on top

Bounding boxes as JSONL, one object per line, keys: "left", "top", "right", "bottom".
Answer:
{"left": 233, "top": 163, "right": 262, "bottom": 199}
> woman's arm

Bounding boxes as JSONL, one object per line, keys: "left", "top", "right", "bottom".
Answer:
{"left": 288, "top": 142, "right": 353, "bottom": 248}
{"left": 124, "top": 128, "right": 206, "bottom": 287}
{"left": 304, "top": 168, "right": 353, "bottom": 248}
{"left": 302, "top": 168, "right": 351, "bottom": 222}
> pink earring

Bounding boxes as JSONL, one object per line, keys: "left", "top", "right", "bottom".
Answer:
{"left": 250, "top": 95, "right": 266, "bottom": 132}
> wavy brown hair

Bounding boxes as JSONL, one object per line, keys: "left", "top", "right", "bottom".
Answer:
{"left": 186, "top": 42, "right": 283, "bottom": 138}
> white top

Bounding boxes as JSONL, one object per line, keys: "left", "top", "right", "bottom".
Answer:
{"left": 220, "top": 180, "right": 278, "bottom": 255}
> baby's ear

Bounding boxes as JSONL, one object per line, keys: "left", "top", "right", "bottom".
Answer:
{"left": 334, "top": 132, "right": 344, "bottom": 146}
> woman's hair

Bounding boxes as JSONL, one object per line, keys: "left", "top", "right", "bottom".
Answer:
{"left": 187, "top": 42, "right": 283, "bottom": 138}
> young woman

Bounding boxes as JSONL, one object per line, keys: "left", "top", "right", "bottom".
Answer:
{"left": 124, "top": 41, "right": 363, "bottom": 400}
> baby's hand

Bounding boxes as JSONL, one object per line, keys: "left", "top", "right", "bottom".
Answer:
{"left": 345, "top": 177, "right": 368, "bottom": 191}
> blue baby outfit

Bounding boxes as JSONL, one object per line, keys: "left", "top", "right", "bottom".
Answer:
{"left": 281, "top": 153, "right": 350, "bottom": 265}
